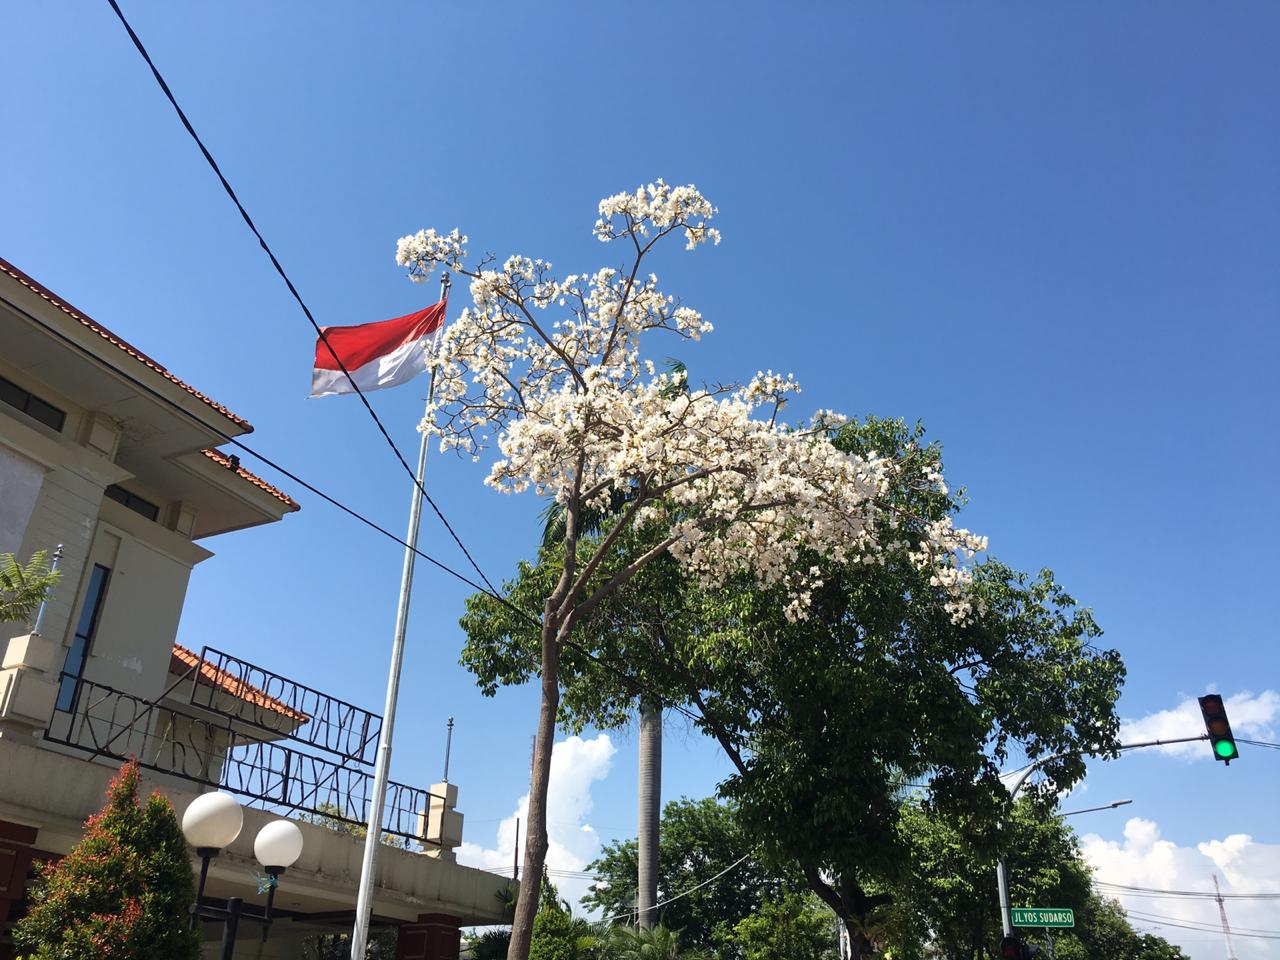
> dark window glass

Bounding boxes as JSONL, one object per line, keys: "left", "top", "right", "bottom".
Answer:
{"left": 0, "top": 377, "right": 26, "bottom": 410}
{"left": 0, "top": 374, "right": 66, "bottom": 432}
{"left": 56, "top": 564, "right": 111, "bottom": 712}
{"left": 104, "top": 484, "right": 161, "bottom": 522}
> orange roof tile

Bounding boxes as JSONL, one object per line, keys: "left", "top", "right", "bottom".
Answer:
{"left": 201, "top": 448, "right": 300, "bottom": 511}
{"left": 171, "top": 644, "right": 309, "bottom": 723}
{"left": 0, "top": 256, "right": 253, "bottom": 432}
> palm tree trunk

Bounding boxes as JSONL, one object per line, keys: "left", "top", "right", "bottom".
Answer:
{"left": 637, "top": 699, "right": 662, "bottom": 929}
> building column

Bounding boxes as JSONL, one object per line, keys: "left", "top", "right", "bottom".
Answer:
{"left": 0, "top": 820, "right": 41, "bottom": 960}
{"left": 395, "top": 913, "right": 462, "bottom": 960}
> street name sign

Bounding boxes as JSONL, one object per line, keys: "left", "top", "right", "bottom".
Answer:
{"left": 1011, "top": 908, "right": 1074, "bottom": 928}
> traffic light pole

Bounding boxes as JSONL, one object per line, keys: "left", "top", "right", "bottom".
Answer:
{"left": 996, "top": 856, "right": 1014, "bottom": 935}
{"left": 996, "top": 734, "right": 1209, "bottom": 935}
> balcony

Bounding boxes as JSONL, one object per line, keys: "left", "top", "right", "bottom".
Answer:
{"left": 43, "top": 645, "right": 448, "bottom": 847}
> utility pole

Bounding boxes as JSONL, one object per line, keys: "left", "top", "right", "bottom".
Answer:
{"left": 1213, "top": 874, "right": 1239, "bottom": 960}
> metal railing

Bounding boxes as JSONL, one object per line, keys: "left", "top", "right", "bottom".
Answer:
{"left": 187, "top": 646, "right": 382, "bottom": 764}
{"left": 45, "top": 674, "right": 440, "bottom": 845}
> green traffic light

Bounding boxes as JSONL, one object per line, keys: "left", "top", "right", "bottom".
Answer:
{"left": 1215, "top": 740, "right": 1237, "bottom": 759}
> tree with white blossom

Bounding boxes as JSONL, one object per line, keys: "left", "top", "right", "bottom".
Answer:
{"left": 395, "top": 181, "right": 985, "bottom": 960}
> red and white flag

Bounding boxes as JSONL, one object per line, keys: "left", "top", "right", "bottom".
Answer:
{"left": 310, "top": 300, "right": 447, "bottom": 398}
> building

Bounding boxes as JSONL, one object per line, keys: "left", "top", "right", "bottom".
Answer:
{"left": 0, "top": 257, "right": 508, "bottom": 958}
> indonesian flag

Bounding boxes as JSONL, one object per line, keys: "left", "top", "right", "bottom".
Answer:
{"left": 310, "top": 300, "right": 447, "bottom": 398}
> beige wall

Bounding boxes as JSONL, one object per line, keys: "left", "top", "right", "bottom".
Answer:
{"left": 1, "top": 387, "right": 210, "bottom": 720}
{"left": 74, "top": 503, "right": 207, "bottom": 700}
{"left": 0, "top": 412, "right": 125, "bottom": 652}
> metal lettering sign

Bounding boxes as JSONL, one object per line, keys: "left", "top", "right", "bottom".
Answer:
{"left": 1011, "top": 908, "right": 1075, "bottom": 928}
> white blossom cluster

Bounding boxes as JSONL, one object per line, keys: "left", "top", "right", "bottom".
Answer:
{"left": 396, "top": 181, "right": 983, "bottom": 620}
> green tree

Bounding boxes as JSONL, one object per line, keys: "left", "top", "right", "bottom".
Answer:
{"left": 462, "top": 417, "right": 1127, "bottom": 958}
{"left": 582, "top": 798, "right": 790, "bottom": 957}
{"left": 731, "top": 893, "right": 837, "bottom": 960}
{"left": 530, "top": 904, "right": 598, "bottom": 960}
{"left": 0, "top": 550, "right": 60, "bottom": 625}
{"left": 14, "top": 759, "right": 199, "bottom": 960}
{"left": 881, "top": 800, "right": 1188, "bottom": 960}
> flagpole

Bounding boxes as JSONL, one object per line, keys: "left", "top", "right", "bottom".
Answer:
{"left": 349, "top": 271, "right": 450, "bottom": 960}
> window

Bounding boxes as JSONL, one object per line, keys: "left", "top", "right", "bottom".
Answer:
{"left": 104, "top": 484, "right": 161, "bottom": 522}
{"left": 0, "top": 374, "right": 66, "bottom": 432}
{"left": 56, "top": 564, "right": 111, "bottom": 712}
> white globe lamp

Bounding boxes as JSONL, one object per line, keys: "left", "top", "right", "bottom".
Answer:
{"left": 254, "top": 819, "right": 304, "bottom": 872}
{"left": 182, "top": 792, "right": 244, "bottom": 853}
{"left": 182, "top": 792, "right": 244, "bottom": 923}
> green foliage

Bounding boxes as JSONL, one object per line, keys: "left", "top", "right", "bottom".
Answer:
{"left": 14, "top": 759, "right": 199, "bottom": 960}
{"left": 731, "top": 893, "right": 838, "bottom": 960}
{"left": 529, "top": 905, "right": 598, "bottom": 960}
{"left": 466, "top": 928, "right": 513, "bottom": 960}
{"left": 598, "top": 924, "right": 710, "bottom": 960}
{"left": 583, "top": 798, "right": 791, "bottom": 957}
{"left": 0, "top": 550, "right": 60, "bottom": 625}
{"left": 880, "top": 800, "right": 1188, "bottom": 960}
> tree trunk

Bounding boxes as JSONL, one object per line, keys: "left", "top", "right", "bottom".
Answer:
{"left": 507, "top": 615, "right": 563, "bottom": 960}
{"left": 636, "top": 699, "right": 662, "bottom": 928}
{"left": 844, "top": 919, "right": 875, "bottom": 960}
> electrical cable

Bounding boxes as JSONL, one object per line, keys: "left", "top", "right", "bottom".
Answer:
{"left": 102, "top": 0, "right": 499, "bottom": 599}
{"left": 1120, "top": 908, "right": 1280, "bottom": 939}
{"left": 1238, "top": 737, "right": 1280, "bottom": 750}
{"left": 597, "top": 854, "right": 752, "bottom": 924}
{"left": 1095, "top": 881, "right": 1280, "bottom": 900}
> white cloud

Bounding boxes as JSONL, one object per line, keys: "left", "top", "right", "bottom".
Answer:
{"left": 457, "top": 734, "right": 617, "bottom": 910}
{"left": 1081, "top": 817, "right": 1280, "bottom": 960}
{"left": 1119, "top": 691, "right": 1280, "bottom": 759}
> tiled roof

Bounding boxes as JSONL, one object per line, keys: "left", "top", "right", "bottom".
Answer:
{"left": 170, "top": 644, "right": 309, "bottom": 723}
{"left": 201, "top": 448, "right": 300, "bottom": 511}
{"left": 0, "top": 256, "right": 253, "bottom": 432}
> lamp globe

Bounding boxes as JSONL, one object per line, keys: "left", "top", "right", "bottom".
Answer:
{"left": 182, "top": 792, "right": 244, "bottom": 851}
{"left": 254, "top": 819, "right": 304, "bottom": 870}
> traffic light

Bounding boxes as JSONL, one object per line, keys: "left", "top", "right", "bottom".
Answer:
{"left": 1199, "top": 693, "right": 1240, "bottom": 764}
{"left": 999, "top": 937, "right": 1040, "bottom": 959}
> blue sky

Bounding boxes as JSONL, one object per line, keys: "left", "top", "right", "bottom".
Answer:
{"left": 5, "top": 3, "right": 1279, "bottom": 953}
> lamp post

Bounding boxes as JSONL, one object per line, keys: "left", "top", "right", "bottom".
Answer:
{"left": 181, "top": 792, "right": 304, "bottom": 959}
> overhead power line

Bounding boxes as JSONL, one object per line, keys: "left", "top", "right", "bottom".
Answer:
{"left": 102, "top": 0, "right": 499, "bottom": 599}
{"left": 1095, "top": 880, "right": 1280, "bottom": 900}
{"left": 1120, "top": 908, "right": 1280, "bottom": 940}
{"left": 598, "top": 854, "right": 752, "bottom": 925}
{"left": 1238, "top": 737, "right": 1280, "bottom": 750}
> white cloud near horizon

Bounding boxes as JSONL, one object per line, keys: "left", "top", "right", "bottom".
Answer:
{"left": 457, "top": 733, "right": 617, "bottom": 911}
{"left": 1082, "top": 818, "right": 1280, "bottom": 960}
{"left": 1119, "top": 691, "right": 1279, "bottom": 759}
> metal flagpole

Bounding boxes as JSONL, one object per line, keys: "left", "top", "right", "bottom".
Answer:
{"left": 349, "top": 272, "right": 450, "bottom": 959}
